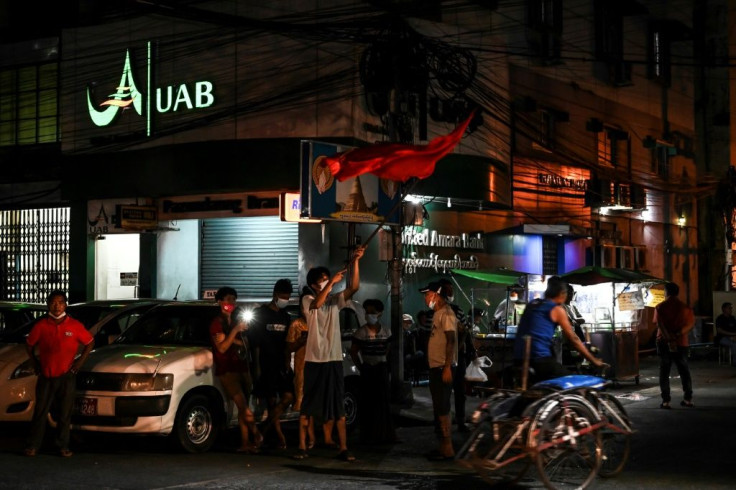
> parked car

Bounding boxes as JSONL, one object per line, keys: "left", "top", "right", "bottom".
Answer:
{"left": 0, "top": 299, "right": 162, "bottom": 422}
{"left": 0, "top": 301, "right": 46, "bottom": 335}
{"left": 73, "top": 300, "right": 365, "bottom": 452}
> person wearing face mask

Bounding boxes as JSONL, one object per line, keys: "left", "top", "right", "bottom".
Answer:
{"left": 419, "top": 281, "right": 457, "bottom": 461}
{"left": 24, "top": 290, "right": 94, "bottom": 458}
{"left": 247, "top": 279, "right": 295, "bottom": 450}
{"left": 294, "top": 245, "right": 365, "bottom": 462}
{"left": 437, "top": 278, "right": 476, "bottom": 433}
{"left": 349, "top": 298, "right": 397, "bottom": 445}
{"left": 210, "top": 286, "right": 262, "bottom": 453}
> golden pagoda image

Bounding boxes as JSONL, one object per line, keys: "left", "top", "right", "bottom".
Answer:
{"left": 343, "top": 175, "right": 369, "bottom": 212}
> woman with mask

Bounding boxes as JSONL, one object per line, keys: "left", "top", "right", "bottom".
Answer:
{"left": 350, "top": 298, "right": 397, "bottom": 444}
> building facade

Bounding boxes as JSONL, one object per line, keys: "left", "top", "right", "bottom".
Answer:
{"left": 0, "top": 1, "right": 718, "bottom": 351}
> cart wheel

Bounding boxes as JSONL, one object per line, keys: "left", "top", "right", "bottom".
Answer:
{"left": 529, "top": 395, "right": 602, "bottom": 490}
{"left": 634, "top": 376, "right": 640, "bottom": 385}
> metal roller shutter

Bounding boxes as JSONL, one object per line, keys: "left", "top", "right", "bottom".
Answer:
{"left": 201, "top": 216, "right": 298, "bottom": 301}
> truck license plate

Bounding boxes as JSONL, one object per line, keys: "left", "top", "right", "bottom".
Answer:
{"left": 75, "top": 397, "right": 98, "bottom": 416}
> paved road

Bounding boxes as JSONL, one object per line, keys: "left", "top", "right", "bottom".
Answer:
{"left": 0, "top": 355, "right": 734, "bottom": 489}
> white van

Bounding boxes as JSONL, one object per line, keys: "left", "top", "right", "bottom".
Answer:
{"left": 74, "top": 301, "right": 364, "bottom": 452}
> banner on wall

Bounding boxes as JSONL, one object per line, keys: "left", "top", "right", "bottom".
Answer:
{"left": 300, "top": 141, "right": 400, "bottom": 224}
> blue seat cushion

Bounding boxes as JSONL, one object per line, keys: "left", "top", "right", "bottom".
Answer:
{"left": 532, "top": 374, "right": 606, "bottom": 391}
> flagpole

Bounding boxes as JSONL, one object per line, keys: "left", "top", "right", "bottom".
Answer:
{"left": 346, "top": 177, "right": 420, "bottom": 263}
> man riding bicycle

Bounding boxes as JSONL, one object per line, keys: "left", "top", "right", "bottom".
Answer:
{"left": 513, "top": 276, "right": 607, "bottom": 382}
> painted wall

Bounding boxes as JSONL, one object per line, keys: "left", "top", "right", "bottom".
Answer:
{"left": 156, "top": 219, "right": 199, "bottom": 301}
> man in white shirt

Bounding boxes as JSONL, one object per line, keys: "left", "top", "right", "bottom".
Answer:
{"left": 294, "top": 246, "right": 364, "bottom": 462}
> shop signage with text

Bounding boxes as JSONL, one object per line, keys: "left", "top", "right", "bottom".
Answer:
{"left": 401, "top": 225, "right": 483, "bottom": 274}
{"left": 87, "top": 41, "right": 215, "bottom": 137}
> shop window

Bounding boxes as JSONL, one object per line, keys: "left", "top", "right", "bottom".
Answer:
{"left": 597, "top": 127, "right": 629, "bottom": 168}
{"left": 542, "top": 235, "right": 558, "bottom": 275}
{"left": 532, "top": 110, "right": 555, "bottom": 150}
{"left": 594, "top": 0, "right": 646, "bottom": 86}
{"left": 0, "top": 62, "right": 58, "bottom": 147}
{"left": 651, "top": 145, "right": 673, "bottom": 178}
{"left": 526, "top": 0, "right": 562, "bottom": 63}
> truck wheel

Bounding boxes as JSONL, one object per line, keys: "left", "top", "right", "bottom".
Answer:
{"left": 173, "top": 394, "right": 218, "bottom": 453}
{"left": 343, "top": 378, "right": 359, "bottom": 432}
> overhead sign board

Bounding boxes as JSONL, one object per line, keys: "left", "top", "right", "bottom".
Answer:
{"left": 117, "top": 205, "right": 158, "bottom": 230}
{"left": 300, "top": 141, "right": 400, "bottom": 225}
{"left": 280, "top": 193, "right": 321, "bottom": 223}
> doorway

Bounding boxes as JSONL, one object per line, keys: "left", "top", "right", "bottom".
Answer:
{"left": 95, "top": 234, "right": 140, "bottom": 299}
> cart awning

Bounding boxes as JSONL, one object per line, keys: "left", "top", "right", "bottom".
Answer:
{"left": 560, "top": 266, "right": 664, "bottom": 286}
{"left": 451, "top": 268, "right": 527, "bottom": 286}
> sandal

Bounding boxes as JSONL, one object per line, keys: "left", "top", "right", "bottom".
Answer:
{"left": 23, "top": 448, "right": 37, "bottom": 457}
{"left": 681, "top": 400, "right": 694, "bottom": 407}
{"left": 336, "top": 450, "right": 356, "bottom": 462}
{"left": 292, "top": 449, "right": 309, "bottom": 460}
{"left": 659, "top": 402, "right": 671, "bottom": 409}
{"left": 60, "top": 449, "right": 73, "bottom": 458}
{"left": 236, "top": 444, "right": 260, "bottom": 454}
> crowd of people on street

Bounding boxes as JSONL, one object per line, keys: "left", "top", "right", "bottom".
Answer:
{"left": 20, "top": 262, "right": 700, "bottom": 462}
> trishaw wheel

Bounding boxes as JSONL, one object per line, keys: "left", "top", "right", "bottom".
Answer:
{"left": 594, "top": 393, "right": 632, "bottom": 478}
{"left": 529, "top": 395, "right": 602, "bottom": 490}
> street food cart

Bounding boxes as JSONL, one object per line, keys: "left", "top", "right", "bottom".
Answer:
{"left": 560, "top": 266, "right": 664, "bottom": 385}
{"left": 451, "top": 268, "right": 529, "bottom": 386}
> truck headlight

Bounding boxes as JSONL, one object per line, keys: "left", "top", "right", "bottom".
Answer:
{"left": 122, "top": 373, "right": 174, "bottom": 391}
{"left": 11, "top": 359, "right": 36, "bottom": 379}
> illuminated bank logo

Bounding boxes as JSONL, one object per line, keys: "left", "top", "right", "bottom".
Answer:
{"left": 86, "top": 41, "right": 215, "bottom": 136}
{"left": 87, "top": 49, "right": 142, "bottom": 127}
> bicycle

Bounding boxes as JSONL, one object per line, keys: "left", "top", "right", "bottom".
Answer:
{"left": 457, "top": 368, "right": 634, "bottom": 489}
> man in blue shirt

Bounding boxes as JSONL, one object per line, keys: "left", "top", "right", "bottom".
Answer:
{"left": 513, "top": 276, "right": 605, "bottom": 382}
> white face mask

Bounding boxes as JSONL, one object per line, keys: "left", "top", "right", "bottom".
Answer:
{"left": 275, "top": 298, "right": 289, "bottom": 309}
{"left": 428, "top": 300, "right": 437, "bottom": 310}
{"left": 49, "top": 312, "right": 66, "bottom": 320}
{"left": 447, "top": 295, "right": 455, "bottom": 303}
{"left": 366, "top": 314, "right": 379, "bottom": 325}
{"left": 318, "top": 279, "right": 329, "bottom": 291}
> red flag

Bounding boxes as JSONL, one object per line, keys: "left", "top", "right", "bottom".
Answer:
{"left": 325, "top": 111, "right": 475, "bottom": 182}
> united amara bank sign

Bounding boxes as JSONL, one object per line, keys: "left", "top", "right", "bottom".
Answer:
{"left": 86, "top": 41, "right": 215, "bottom": 137}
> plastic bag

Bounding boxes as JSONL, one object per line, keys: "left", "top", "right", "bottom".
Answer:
{"left": 465, "top": 356, "right": 492, "bottom": 382}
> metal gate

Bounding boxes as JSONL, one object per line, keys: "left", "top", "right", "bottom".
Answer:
{"left": 0, "top": 207, "right": 70, "bottom": 302}
{"left": 200, "top": 216, "right": 298, "bottom": 301}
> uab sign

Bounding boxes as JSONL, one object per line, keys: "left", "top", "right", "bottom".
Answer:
{"left": 87, "top": 41, "right": 215, "bottom": 136}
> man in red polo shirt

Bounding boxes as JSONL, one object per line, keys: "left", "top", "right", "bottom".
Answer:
{"left": 24, "top": 290, "right": 94, "bottom": 457}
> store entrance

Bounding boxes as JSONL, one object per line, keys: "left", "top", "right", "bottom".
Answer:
{"left": 94, "top": 234, "right": 140, "bottom": 299}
